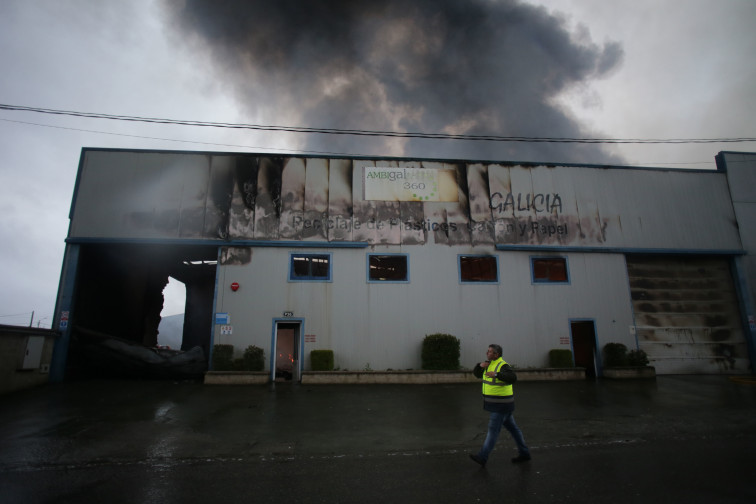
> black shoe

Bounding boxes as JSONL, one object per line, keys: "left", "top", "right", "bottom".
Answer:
{"left": 511, "top": 454, "right": 531, "bottom": 464}
{"left": 469, "top": 454, "right": 486, "bottom": 467}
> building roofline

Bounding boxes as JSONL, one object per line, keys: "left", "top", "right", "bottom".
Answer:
{"left": 77, "top": 146, "right": 729, "bottom": 175}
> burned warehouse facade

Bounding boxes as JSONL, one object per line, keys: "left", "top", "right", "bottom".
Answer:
{"left": 50, "top": 149, "right": 756, "bottom": 381}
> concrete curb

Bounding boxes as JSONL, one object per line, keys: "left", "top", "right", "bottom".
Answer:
{"left": 204, "top": 367, "right": 592, "bottom": 385}
{"left": 603, "top": 366, "right": 656, "bottom": 379}
{"left": 203, "top": 371, "right": 268, "bottom": 385}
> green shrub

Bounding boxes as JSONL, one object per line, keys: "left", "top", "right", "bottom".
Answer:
{"left": 311, "top": 349, "right": 334, "bottom": 371}
{"left": 603, "top": 343, "right": 628, "bottom": 367}
{"left": 243, "top": 345, "right": 265, "bottom": 371}
{"left": 212, "top": 344, "right": 234, "bottom": 371}
{"left": 421, "top": 333, "right": 460, "bottom": 370}
{"left": 627, "top": 349, "right": 649, "bottom": 367}
{"left": 549, "top": 349, "right": 574, "bottom": 368}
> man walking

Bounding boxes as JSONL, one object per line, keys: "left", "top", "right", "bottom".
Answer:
{"left": 470, "top": 344, "right": 531, "bottom": 467}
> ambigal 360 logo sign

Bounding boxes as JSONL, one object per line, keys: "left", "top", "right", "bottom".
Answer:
{"left": 363, "top": 167, "right": 458, "bottom": 202}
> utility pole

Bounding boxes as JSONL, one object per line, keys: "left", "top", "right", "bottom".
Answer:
{"left": 29, "top": 310, "right": 34, "bottom": 327}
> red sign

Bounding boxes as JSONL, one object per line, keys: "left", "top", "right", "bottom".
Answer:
{"left": 230, "top": 282, "right": 239, "bottom": 291}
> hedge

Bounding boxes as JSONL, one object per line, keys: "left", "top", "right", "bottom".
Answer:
{"left": 603, "top": 343, "right": 650, "bottom": 367}
{"left": 421, "top": 333, "right": 460, "bottom": 370}
{"left": 212, "top": 344, "right": 234, "bottom": 371}
{"left": 243, "top": 345, "right": 265, "bottom": 371}
{"left": 311, "top": 350, "right": 335, "bottom": 371}
{"left": 549, "top": 349, "right": 574, "bottom": 368}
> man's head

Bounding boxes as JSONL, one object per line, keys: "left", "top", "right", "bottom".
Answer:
{"left": 487, "top": 344, "right": 502, "bottom": 360}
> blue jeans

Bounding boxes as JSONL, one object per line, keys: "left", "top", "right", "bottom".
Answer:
{"left": 477, "top": 410, "right": 530, "bottom": 462}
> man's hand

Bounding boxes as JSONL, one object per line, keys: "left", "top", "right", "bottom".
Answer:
{"left": 479, "top": 361, "right": 490, "bottom": 369}
{"left": 485, "top": 371, "right": 497, "bottom": 378}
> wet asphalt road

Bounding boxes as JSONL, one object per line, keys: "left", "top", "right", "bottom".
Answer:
{"left": 1, "top": 375, "right": 755, "bottom": 503}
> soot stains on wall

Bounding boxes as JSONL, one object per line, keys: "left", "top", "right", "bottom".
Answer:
{"left": 75, "top": 151, "right": 673, "bottom": 249}
{"left": 219, "top": 155, "right": 582, "bottom": 246}
{"left": 228, "top": 156, "right": 259, "bottom": 239}
{"left": 253, "top": 157, "right": 284, "bottom": 239}
{"left": 627, "top": 256, "right": 748, "bottom": 373}
{"left": 220, "top": 247, "right": 252, "bottom": 265}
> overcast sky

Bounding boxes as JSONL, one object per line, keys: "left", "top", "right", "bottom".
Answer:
{"left": 1, "top": 0, "right": 754, "bottom": 327}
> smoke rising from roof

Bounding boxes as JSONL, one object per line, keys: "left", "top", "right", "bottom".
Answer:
{"left": 164, "top": 0, "right": 624, "bottom": 164}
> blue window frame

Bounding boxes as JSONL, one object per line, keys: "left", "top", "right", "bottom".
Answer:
{"left": 289, "top": 253, "right": 332, "bottom": 282}
{"left": 531, "top": 256, "right": 569, "bottom": 284}
{"left": 367, "top": 253, "right": 409, "bottom": 283}
{"left": 458, "top": 255, "right": 499, "bottom": 283}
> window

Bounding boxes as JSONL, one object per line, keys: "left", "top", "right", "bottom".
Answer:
{"left": 367, "top": 254, "right": 409, "bottom": 282}
{"left": 459, "top": 255, "right": 499, "bottom": 283}
{"left": 289, "top": 253, "right": 332, "bottom": 281}
{"left": 531, "top": 257, "right": 569, "bottom": 284}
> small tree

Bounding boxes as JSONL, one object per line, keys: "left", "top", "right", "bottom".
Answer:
{"left": 421, "top": 333, "right": 460, "bottom": 370}
{"left": 311, "top": 350, "right": 335, "bottom": 371}
{"left": 603, "top": 343, "right": 628, "bottom": 367}
{"left": 549, "top": 349, "right": 574, "bottom": 368}
{"left": 627, "top": 349, "right": 650, "bottom": 367}
{"left": 243, "top": 345, "right": 265, "bottom": 371}
{"left": 212, "top": 344, "right": 234, "bottom": 371}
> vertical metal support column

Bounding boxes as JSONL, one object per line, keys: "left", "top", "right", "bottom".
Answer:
{"left": 732, "top": 256, "right": 756, "bottom": 374}
{"left": 50, "top": 243, "right": 80, "bottom": 383}
{"left": 207, "top": 247, "right": 222, "bottom": 371}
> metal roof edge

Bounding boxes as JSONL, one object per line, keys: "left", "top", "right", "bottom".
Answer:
{"left": 65, "top": 236, "right": 370, "bottom": 248}
{"left": 495, "top": 244, "right": 746, "bottom": 255}
{"left": 78, "top": 147, "right": 728, "bottom": 174}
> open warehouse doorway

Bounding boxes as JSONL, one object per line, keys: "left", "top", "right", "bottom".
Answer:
{"left": 158, "top": 277, "right": 187, "bottom": 350}
{"left": 65, "top": 243, "right": 218, "bottom": 379}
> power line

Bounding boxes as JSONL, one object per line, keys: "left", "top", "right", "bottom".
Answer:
{"left": 0, "top": 311, "right": 35, "bottom": 318}
{"left": 1, "top": 117, "right": 729, "bottom": 167}
{"left": 0, "top": 118, "right": 345, "bottom": 156}
{"left": 2, "top": 103, "right": 755, "bottom": 145}
{"left": 0, "top": 311, "right": 52, "bottom": 328}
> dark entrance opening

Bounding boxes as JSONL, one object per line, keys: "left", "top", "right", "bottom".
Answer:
{"left": 274, "top": 322, "right": 301, "bottom": 382}
{"left": 571, "top": 320, "right": 598, "bottom": 378}
{"left": 67, "top": 243, "right": 217, "bottom": 379}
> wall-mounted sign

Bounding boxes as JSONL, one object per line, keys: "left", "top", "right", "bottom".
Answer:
{"left": 220, "top": 325, "right": 233, "bottom": 335}
{"left": 215, "top": 313, "right": 230, "bottom": 325}
{"left": 305, "top": 334, "right": 316, "bottom": 343}
{"left": 283, "top": 311, "right": 293, "bottom": 317}
{"left": 364, "top": 167, "right": 458, "bottom": 202}
{"left": 230, "top": 282, "right": 240, "bottom": 291}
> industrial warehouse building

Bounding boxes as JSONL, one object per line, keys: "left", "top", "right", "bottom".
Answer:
{"left": 50, "top": 149, "right": 756, "bottom": 382}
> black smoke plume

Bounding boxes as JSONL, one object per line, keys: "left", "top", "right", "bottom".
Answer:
{"left": 164, "top": 0, "right": 624, "bottom": 164}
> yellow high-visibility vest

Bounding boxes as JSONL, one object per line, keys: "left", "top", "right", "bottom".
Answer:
{"left": 481, "top": 357, "right": 513, "bottom": 397}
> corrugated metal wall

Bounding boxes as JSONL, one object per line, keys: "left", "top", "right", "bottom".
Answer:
{"left": 71, "top": 151, "right": 743, "bottom": 253}
{"left": 721, "top": 152, "right": 756, "bottom": 323}
{"left": 627, "top": 256, "right": 748, "bottom": 374}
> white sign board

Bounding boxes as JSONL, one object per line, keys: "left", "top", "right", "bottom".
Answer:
{"left": 363, "top": 167, "right": 458, "bottom": 202}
